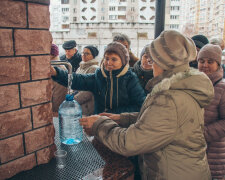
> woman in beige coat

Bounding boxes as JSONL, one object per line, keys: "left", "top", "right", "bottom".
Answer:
{"left": 80, "top": 30, "right": 214, "bottom": 180}
{"left": 74, "top": 45, "right": 99, "bottom": 116}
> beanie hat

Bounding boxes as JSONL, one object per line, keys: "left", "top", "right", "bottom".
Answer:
{"left": 197, "top": 44, "right": 222, "bottom": 65}
{"left": 140, "top": 44, "right": 150, "bottom": 59}
{"left": 50, "top": 44, "right": 59, "bottom": 57}
{"left": 104, "top": 42, "right": 129, "bottom": 66}
{"left": 191, "top": 35, "right": 209, "bottom": 49}
{"left": 84, "top": 45, "right": 99, "bottom": 58}
{"left": 149, "top": 30, "right": 197, "bottom": 70}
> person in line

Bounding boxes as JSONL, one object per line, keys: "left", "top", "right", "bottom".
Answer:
{"left": 197, "top": 44, "right": 225, "bottom": 180}
{"left": 210, "top": 37, "right": 225, "bottom": 50}
{"left": 74, "top": 45, "right": 99, "bottom": 116}
{"left": 50, "top": 44, "right": 67, "bottom": 113}
{"left": 132, "top": 44, "right": 154, "bottom": 94}
{"left": 189, "top": 34, "right": 209, "bottom": 68}
{"left": 80, "top": 30, "right": 214, "bottom": 180}
{"left": 60, "top": 40, "right": 82, "bottom": 72}
{"left": 113, "top": 33, "right": 139, "bottom": 67}
{"left": 51, "top": 42, "right": 146, "bottom": 114}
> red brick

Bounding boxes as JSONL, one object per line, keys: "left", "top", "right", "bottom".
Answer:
{"left": 0, "top": 85, "right": 20, "bottom": 113}
{"left": 0, "top": 109, "right": 32, "bottom": 139}
{"left": 0, "top": 0, "right": 26, "bottom": 28}
{"left": 32, "top": 103, "right": 53, "bottom": 128}
{"left": 0, "top": 154, "right": 36, "bottom": 180}
{"left": 28, "top": 3, "right": 50, "bottom": 29}
{"left": 24, "top": 0, "right": 50, "bottom": 5}
{"left": 20, "top": 80, "right": 52, "bottom": 107}
{"left": 15, "top": 29, "right": 52, "bottom": 55}
{"left": 0, "top": 57, "right": 30, "bottom": 85}
{"left": 25, "top": 125, "right": 55, "bottom": 153}
{"left": 31, "top": 55, "right": 51, "bottom": 80}
{"left": 37, "top": 144, "right": 56, "bottom": 165}
{"left": 0, "top": 135, "right": 24, "bottom": 163}
{"left": 0, "top": 29, "right": 13, "bottom": 56}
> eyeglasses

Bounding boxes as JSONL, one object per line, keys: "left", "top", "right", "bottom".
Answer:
{"left": 82, "top": 52, "right": 91, "bottom": 56}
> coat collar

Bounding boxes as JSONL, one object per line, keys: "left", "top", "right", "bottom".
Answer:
{"left": 79, "top": 58, "right": 99, "bottom": 69}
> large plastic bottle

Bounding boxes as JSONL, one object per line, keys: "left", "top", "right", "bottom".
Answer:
{"left": 58, "top": 94, "right": 83, "bottom": 145}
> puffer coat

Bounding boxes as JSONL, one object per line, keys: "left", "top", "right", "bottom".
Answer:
{"left": 204, "top": 67, "right": 225, "bottom": 179}
{"left": 60, "top": 51, "right": 82, "bottom": 72}
{"left": 74, "top": 58, "right": 99, "bottom": 116}
{"left": 92, "top": 65, "right": 214, "bottom": 180}
{"left": 52, "top": 64, "right": 146, "bottom": 114}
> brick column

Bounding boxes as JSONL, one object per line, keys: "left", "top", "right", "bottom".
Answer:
{"left": 0, "top": 0, "right": 56, "bottom": 179}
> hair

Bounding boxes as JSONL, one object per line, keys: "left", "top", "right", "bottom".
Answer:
{"left": 113, "top": 33, "right": 131, "bottom": 46}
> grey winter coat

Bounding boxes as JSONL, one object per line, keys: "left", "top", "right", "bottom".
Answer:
{"left": 74, "top": 58, "right": 99, "bottom": 116}
{"left": 92, "top": 64, "right": 214, "bottom": 180}
{"left": 204, "top": 67, "right": 225, "bottom": 179}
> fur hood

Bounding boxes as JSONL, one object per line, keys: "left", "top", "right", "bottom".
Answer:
{"left": 148, "top": 66, "right": 214, "bottom": 108}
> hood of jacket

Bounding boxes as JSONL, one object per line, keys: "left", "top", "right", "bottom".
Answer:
{"left": 146, "top": 64, "right": 214, "bottom": 108}
{"left": 79, "top": 58, "right": 99, "bottom": 70}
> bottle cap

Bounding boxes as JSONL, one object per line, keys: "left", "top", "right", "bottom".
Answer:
{"left": 65, "top": 94, "right": 74, "bottom": 101}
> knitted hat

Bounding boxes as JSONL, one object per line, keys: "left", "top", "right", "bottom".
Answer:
{"left": 50, "top": 44, "right": 59, "bottom": 56}
{"left": 140, "top": 44, "right": 150, "bottom": 59}
{"left": 191, "top": 35, "right": 209, "bottom": 49}
{"left": 84, "top": 45, "right": 99, "bottom": 58}
{"left": 197, "top": 44, "right": 222, "bottom": 65}
{"left": 149, "top": 30, "right": 197, "bottom": 70}
{"left": 104, "top": 42, "right": 129, "bottom": 66}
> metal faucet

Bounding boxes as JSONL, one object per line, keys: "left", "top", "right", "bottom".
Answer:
{"left": 50, "top": 60, "right": 72, "bottom": 74}
{"left": 50, "top": 60, "right": 73, "bottom": 95}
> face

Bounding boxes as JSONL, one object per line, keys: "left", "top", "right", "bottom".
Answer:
{"left": 152, "top": 62, "right": 164, "bottom": 77}
{"left": 103, "top": 52, "right": 123, "bottom": 71}
{"left": 198, "top": 58, "right": 219, "bottom": 75}
{"left": 65, "top": 48, "right": 76, "bottom": 59}
{"left": 141, "top": 53, "right": 153, "bottom": 70}
{"left": 118, "top": 40, "right": 130, "bottom": 50}
{"left": 82, "top": 48, "right": 94, "bottom": 62}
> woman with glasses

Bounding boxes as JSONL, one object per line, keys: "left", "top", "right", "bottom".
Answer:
{"left": 132, "top": 44, "right": 154, "bottom": 94}
{"left": 197, "top": 44, "right": 225, "bottom": 180}
{"left": 51, "top": 42, "right": 146, "bottom": 114}
{"left": 73, "top": 45, "right": 99, "bottom": 116}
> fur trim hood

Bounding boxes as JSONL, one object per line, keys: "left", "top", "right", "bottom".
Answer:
{"left": 147, "top": 66, "right": 214, "bottom": 108}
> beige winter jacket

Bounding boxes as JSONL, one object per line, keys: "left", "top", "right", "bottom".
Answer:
{"left": 92, "top": 64, "right": 214, "bottom": 180}
{"left": 74, "top": 58, "right": 99, "bottom": 115}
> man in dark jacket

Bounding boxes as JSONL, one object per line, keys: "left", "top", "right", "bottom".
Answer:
{"left": 60, "top": 40, "right": 82, "bottom": 72}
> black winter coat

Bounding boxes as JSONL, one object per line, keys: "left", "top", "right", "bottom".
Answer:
{"left": 52, "top": 65, "right": 146, "bottom": 114}
{"left": 60, "top": 51, "right": 82, "bottom": 72}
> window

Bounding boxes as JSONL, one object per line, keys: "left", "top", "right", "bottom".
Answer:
{"left": 101, "top": 16, "right": 105, "bottom": 20}
{"left": 170, "top": 24, "right": 179, "bottom": 29}
{"left": 73, "top": 8, "right": 76, "bottom": 13}
{"left": 62, "top": 16, "right": 69, "bottom": 22}
{"left": 61, "top": 0, "right": 69, "bottom": 4}
{"left": 170, "top": 15, "right": 179, "bottom": 19}
{"left": 109, "top": 6, "right": 116, "bottom": 11}
{"left": 120, "top": 0, "right": 126, "bottom": 2}
{"left": 131, "top": 7, "right": 135, "bottom": 11}
{"left": 101, "top": 8, "right": 104, "bottom": 12}
{"left": 62, "top": 8, "right": 69, "bottom": 12}
{"left": 73, "top": 17, "right": 77, "bottom": 21}
{"left": 62, "top": 24, "right": 69, "bottom": 29}
{"left": 118, "top": 6, "right": 126, "bottom": 11}
{"left": 131, "top": 0, "right": 135, "bottom": 2}
{"left": 118, "top": 15, "right": 126, "bottom": 20}
{"left": 88, "top": 32, "right": 97, "bottom": 38}
{"left": 74, "top": 0, "right": 77, "bottom": 4}
{"left": 109, "top": 15, "right": 117, "bottom": 20}
{"left": 137, "top": 33, "right": 148, "bottom": 39}
{"left": 171, "top": 6, "right": 180, "bottom": 11}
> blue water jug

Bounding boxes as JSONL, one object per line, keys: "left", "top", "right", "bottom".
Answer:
{"left": 58, "top": 94, "right": 83, "bottom": 145}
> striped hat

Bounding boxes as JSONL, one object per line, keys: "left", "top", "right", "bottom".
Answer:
{"left": 149, "top": 30, "right": 197, "bottom": 70}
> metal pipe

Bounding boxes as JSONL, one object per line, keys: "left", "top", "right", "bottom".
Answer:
{"left": 154, "top": 0, "right": 166, "bottom": 39}
{"left": 50, "top": 60, "right": 72, "bottom": 75}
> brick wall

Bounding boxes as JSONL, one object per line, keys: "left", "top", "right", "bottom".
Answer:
{"left": 0, "top": 0, "right": 56, "bottom": 179}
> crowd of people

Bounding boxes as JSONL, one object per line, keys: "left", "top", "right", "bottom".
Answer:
{"left": 50, "top": 31, "right": 225, "bottom": 180}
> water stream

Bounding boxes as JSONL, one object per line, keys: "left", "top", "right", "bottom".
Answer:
{"left": 67, "top": 73, "right": 73, "bottom": 95}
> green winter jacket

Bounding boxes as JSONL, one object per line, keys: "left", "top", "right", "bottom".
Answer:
{"left": 92, "top": 64, "right": 214, "bottom": 180}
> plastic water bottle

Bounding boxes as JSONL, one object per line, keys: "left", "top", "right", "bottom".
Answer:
{"left": 58, "top": 94, "right": 83, "bottom": 145}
